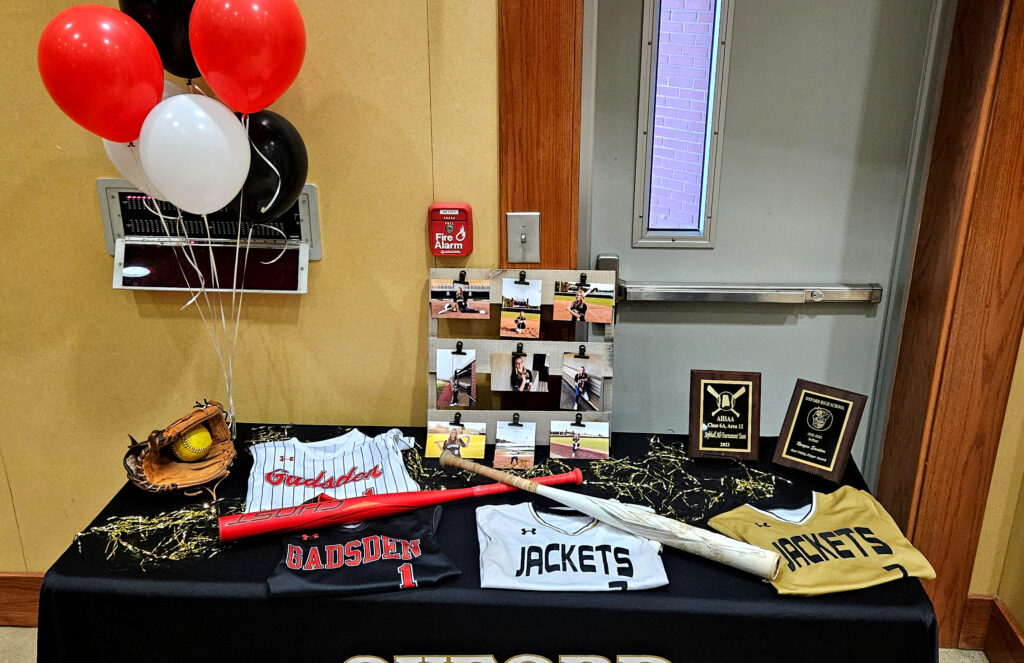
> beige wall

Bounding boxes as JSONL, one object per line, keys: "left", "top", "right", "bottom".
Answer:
{"left": 0, "top": 0, "right": 497, "bottom": 572}
{"left": 998, "top": 479, "right": 1024, "bottom": 623}
{"left": 970, "top": 328, "right": 1024, "bottom": 626}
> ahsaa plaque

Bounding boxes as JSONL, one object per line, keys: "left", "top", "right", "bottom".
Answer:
{"left": 689, "top": 370, "right": 761, "bottom": 460}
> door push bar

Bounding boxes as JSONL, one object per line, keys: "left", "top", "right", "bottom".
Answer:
{"left": 594, "top": 254, "right": 882, "bottom": 304}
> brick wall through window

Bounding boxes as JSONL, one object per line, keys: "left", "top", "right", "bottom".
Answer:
{"left": 649, "top": 0, "right": 716, "bottom": 231}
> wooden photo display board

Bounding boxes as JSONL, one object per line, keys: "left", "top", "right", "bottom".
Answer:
{"left": 773, "top": 379, "right": 867, "bottom": 482}
{"left": 427, "top": 268, "right": 615, "bottom": 444}
{"left": 688, "top": 370, "right": 760, "bottom": 460}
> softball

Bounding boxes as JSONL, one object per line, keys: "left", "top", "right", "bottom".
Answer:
{"left": 171, "top": 425, "right": 213, "bottom": 462}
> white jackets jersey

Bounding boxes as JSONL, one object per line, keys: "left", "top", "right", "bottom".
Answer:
{"left": 476, "top": 502, "right": 668, "bottom": 591}
{"left": 246, "top": 428, "right": 419, "bottom": 512}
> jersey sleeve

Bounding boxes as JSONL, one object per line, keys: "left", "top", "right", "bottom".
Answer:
{"left": 707, "top": 512, "right": 745, "bottom": 542}
{"left": 475, "top": 506, "right": 496, "bottom": 565}
{"left": 430, "top": 505, "right": 443, "bottom": 533}
{"left": 381, "top": 428, "right": 415, "bottom": 451}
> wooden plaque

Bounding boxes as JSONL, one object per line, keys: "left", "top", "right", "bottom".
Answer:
{"left": 688, "top": 370, "right": 761, "bottom": 460}
{"left": 772, "top": 379, "right": 867, "bottom": 482}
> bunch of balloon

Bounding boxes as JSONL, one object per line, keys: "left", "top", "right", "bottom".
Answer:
{"left": 38, "top": 0, "right": 308, "bottom": 220}
{"left": 37, "top": 1, "right": 309, "bottom": 430}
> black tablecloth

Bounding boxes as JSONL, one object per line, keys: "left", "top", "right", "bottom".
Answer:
{"left": 39, "top": 426, "right": 937, "bottom": 663}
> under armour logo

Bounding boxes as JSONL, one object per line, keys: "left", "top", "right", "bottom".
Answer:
{"left": 754, "top": 522, "right": 771, "bottom": 528}
{"left": 521, "top": 528, "right": 536, "bottom": 535}
{"left": 279, "top": 455, "right": 294, "bottom": 462}
{"left": 301, "top": 533, "right": 320, "bottom": 541}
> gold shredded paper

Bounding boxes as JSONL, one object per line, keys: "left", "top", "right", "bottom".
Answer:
{"left": 723, "top": 458, "right": 790, "bottom": 501}
{"left": 75, "top": 498, "right": 244, "bottom": 570}
{"left": 241, "top": 424, "right": 294, "bottom": 447}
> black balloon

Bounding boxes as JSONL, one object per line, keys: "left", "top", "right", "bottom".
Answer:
{"left": 119, "top": 0, "right": 200, "bottom": 79}
{"left": 229, "top": 110, "right": 309, "bottom": 222}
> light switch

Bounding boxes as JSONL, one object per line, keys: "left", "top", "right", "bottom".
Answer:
{"left": 506, "top": 212, "right": 540, "bottom": 263}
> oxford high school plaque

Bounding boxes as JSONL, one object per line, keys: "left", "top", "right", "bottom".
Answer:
{"left": 689, "top": 370, "right": 761, "bottom": 460}
{"left": 773, "top": 379, "right": 867, "bottom": 482}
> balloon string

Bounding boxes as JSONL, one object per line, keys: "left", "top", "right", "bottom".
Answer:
{"left": 227, "top": 225, "right": 258, "bottom": 436}
{"left": 177, "top": 214, "right": 231, "bottom": 415}
{"left": 225, "top": 122, "right": 249, "bottom": 435}
{"left": 143, "top": 197, "right": 201, "bottom": 310}
{"left": 257, "top": 224, "right": 290, "bottom": 265}
{"left": 187, "top": 80, "right": 208, "bottom": 96}
{"left": 199, "top": 213, "right": 236, "bottom": 427}
{"left": 246, "top": 120, "right": 282, "bottom": 214}
{"left": 233, "top": 114, "right": 250, "bottom": 324}
{"left": 230, "top": 130, "right": 245, "bottom": 329}
{"left": 146, "top": 199, "right": 233, "bottom": 423}
{"left": 201, "top": 214, "right": 228, "bottom": 334}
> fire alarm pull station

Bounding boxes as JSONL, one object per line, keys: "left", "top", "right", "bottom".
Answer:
{"left": 429, "top": 202, "right": 472, "bottom": 257}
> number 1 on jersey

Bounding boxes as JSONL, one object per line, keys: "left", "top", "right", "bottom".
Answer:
{"left": 397, "top": 562, "right": 418, "bottom": 589}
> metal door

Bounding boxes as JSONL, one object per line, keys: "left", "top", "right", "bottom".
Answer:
{"left": 582, "top": 0, "right": 953, "bottom": 484}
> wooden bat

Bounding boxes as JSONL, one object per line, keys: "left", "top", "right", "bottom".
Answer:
{"left": 218, "top": 468, "right": 583, "bottom": 542}
{"left": 440, "top": 451, "right": 780, "bottom": 580}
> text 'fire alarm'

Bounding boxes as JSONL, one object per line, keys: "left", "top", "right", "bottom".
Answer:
{"left": 429, "top": 202, "right": 472, "bottom": 257}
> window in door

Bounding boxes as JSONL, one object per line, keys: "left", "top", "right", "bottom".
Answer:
{"left": 633, "top": 0, "right": 733, "bottom": 247}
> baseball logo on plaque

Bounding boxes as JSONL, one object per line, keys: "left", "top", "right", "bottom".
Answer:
{"left": 689, "top": 370, "right": 761, "bottom": 460}
{"left": 772, "top": 379, "right": 867, "bottom": 482}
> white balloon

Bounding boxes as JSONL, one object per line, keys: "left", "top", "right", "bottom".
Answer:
{"left": 100, "top": 81, "right": 189, "bottom": 200}
{"left": 103, "top": 140, "right": 168, "bottom": 199}
{"left": 139, "top": 94, "right": 251, "bottom": 215}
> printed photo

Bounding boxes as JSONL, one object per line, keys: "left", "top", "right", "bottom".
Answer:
{"left": 436, "top": 349, "right": 476, "bottom": 408}
{"left": 550, "top": 420, "right": 610, "bottom": 460}
{"left": 490, "top": 352, "right": 550, "bottom": 392}
{"left": 559, "top": 353, "right": 605, "bottom": 411}
{"left": 493, "top": 420, "right": 536, "bottom": 469}
{"left": 500, "top": 277, "right": 542, "bottom": 338}
{"left": 429, "top": 279, "right": 491, "bottom": 319}
{"left": 552, "top": 281, "right": 615, "bottom": 324}
{"left": 425, "top": 421, "right": 487, "bottom": 459}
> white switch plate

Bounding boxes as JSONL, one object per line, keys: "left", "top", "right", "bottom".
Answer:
{"left": 506, "top": 212, "right": 541, "bottom": 263}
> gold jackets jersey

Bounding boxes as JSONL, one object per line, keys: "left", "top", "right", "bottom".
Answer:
{"left": 708, "top": 486, "right": 934, "bottom": 596}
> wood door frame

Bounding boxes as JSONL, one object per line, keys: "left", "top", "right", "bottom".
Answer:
{"left": 877, "top": 0, "right": 1024, "bottom": 648}
{"left": 498, "top": 0, "right": 583, "bottom": 270}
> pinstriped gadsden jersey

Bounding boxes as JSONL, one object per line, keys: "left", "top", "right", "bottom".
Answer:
{"left": 245, "top": 428, "right": 419, "bottom": 512}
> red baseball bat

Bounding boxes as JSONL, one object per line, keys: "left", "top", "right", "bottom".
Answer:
{"left": 219, "top": 468, "right": 583, "bottom": 542}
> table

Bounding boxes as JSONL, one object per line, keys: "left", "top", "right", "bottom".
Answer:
{"left": 39, "top": 425, "right": 938, "bottom": 663}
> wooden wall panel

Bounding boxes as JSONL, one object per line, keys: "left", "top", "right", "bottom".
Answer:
{"left": 499, "top": 0, "right": 583, "bottom": 269}
{"left": 985, "top": 598, "right": 1024, "bottom": 663}
{"left": 0, "top": 573, "right": 43, "bottom": 627}
{"left": 961, "top": 596, "right": 995, "bottom": 649}
{"left": 878, "top": 0, "right": 1024, "bottom": 648}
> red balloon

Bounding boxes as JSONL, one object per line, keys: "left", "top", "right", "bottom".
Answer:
{"left": 38, "top": 5, "right": 164, "bottom": 143}
{"left": 190, "top": 0, "right": 305, "bottom": 114}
